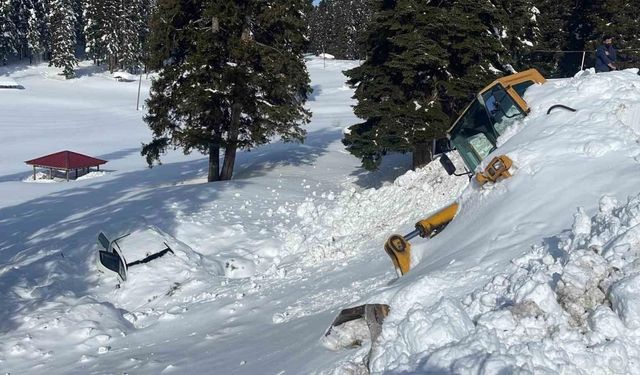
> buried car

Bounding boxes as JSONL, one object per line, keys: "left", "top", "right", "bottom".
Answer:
{"left": 94, "top": 225, "right": 219, "bottom": 327}
{"left": 96, "top": 226, "right": 180, "bottom": 283}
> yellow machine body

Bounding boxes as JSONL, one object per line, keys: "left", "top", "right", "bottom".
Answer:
{"left": 476, "top": 155, "right": 513, "bottom": 186}
{"left": 447, "top": 68, "right": 545, "bottom": 173}
{"left": 385, "top": 69, "right": 546, "bottom": 276}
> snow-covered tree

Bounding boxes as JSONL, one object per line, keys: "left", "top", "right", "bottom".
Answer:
{"left": 27, "top": 7, "right": 45, "bottom": 62}
{"left": 49, "top": 0, "right": 77, "bottom": 78}
{"left": 0, "top": 0, "right": 18, "bottom": 65}
{"left": 83, "top": 0, "right": 106, "bottom": 64}
{"left": 143, "top": 0, "right": 312, "bottom": 182}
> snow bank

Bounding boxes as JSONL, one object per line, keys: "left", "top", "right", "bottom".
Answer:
{"left": 367, "top": 194, "right": 640, "bottom": 374}
{"left": 282, "top": 155, "right": 468, "bottom": 266}
{"left": 344, "top": 69, "right": 640, "bottom": 374}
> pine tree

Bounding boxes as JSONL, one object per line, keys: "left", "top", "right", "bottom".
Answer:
{"left": 49, "top": 0, "right": 77, "bottom": 78}
{"left": 0, "top": 0, "right": 17, "bottom": 65}
{"left": 344, "top": 0, "right": 509, "bottom": 170}
{"left": 143, "top": 0, "right": 312, "bottom": 182}
{"left": 27, "top": 6, "right": 45, "bottom": 62}
{"left": 10, "top": 0, "right": 33, "bottom": 59}
{"left": 83, "top": 0, "right": 106, "bottom": 64}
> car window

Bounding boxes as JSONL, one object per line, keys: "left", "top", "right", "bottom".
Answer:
{"left": 99, "top": 251, "right": 127, "bottom": 281}
{"left": 98, "top": 232, "right": 110, "bottom": 250}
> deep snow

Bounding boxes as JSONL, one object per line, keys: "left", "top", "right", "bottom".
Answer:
{"left": 2, "top": 59, "right": 640, "bottom": 374}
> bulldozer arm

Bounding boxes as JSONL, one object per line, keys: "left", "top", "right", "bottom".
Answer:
{"left": 384, "top": 202, "right": 459, "bottom": 276}
{"left": 321, "top": 304, "right": 390, "bottom": 361}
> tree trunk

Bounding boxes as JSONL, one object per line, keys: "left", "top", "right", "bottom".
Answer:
{"left": 208, "top": 140, "right": 221, "bottom": 182}
{"left": 220, "top": 103, "right": 242, "bottom": 180}
{"left": 412, "top": 141, "right": 433, "bottom": 170}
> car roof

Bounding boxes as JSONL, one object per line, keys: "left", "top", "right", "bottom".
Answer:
{"left": 111, "top": 227, "right": 173, "bottom": 263}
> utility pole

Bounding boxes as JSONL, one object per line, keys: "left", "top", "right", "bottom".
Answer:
{"left": 136, "top": 72, "right": 142, "bottom": 110}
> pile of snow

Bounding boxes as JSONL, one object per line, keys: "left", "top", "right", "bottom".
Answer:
{"left": 282, "top": 154, "right": 467, "bottom": 265}
{"left": 0, "top": 77, "right": 20, "bottom": 88}
{"left": 330, "top": 69, "right": 640, "bottom": 373}
{"left": 23, "top": 171, "right": 108, "bottom": 183}
{"left": 23, "top": 171, "right": 57, "bottom": 183}
{"left": 76, "top": 171, "right": 107, "bottom": 180}
{"left": 112, "top": 71, "right": 137, "bottom": 82}
{"left": 369, "top": 194, "right": 640, "bottom": 374}
{"left": 318, "top": 53, "right": 335, "bottom": 59}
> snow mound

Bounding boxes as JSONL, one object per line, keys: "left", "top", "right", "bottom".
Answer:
{"left": 281, "top": 154, "right": 468, "bottom": 266}
{"left": 368, "top": 193, "right": 640, "bottom": 374}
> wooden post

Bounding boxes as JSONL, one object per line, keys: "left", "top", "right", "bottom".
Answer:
{"left": 66, "top": 170, "right": 69, "bottom": 181}
{"left": 75, "top": 169, "right": 78, "bottom": 179}
{"left": 33, "top": 166, "right": 36, "bottom": 180}
{"left": 49, "top": 168, "right": 52, "bottom": 179}
{"left": 97, "top": 165, "right": 100, "bottom": 171}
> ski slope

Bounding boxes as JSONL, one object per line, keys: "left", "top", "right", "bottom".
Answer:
{"left": 2, "top": 59, "right": 640, "bottom": 374}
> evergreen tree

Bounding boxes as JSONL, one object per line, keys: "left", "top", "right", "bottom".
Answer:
{"left": 27, "top": 6, "right": 45, "bottom": 62}
{"left": 10, "top": 0, "right": 34, "bottom": 59}
{"left": 118, "top": 0, "right": 144, "bottom": 70}
{"left": 344, "top": 0, "right": 509, "bottom": 170}
{"left": 0, "top": 0, "right": 17, "bottom": 65}
{"left": 83, "top": 0, "right": 106, "bottom": 64}
{"left": 143, "top": 0, "right": 312, "bottom": 182}
{"left": 490, "top": 0, "right": 540, "bottom": 71}
{"left": 49, "top": 0, "right": 77, "bottom": 78}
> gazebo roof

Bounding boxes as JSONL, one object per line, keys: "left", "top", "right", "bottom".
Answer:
{"left": 25, "top": 150, "right": 107, "bottom": 170}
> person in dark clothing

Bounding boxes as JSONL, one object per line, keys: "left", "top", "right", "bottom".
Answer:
{"left": 595, "top": 35, "right": 617, "bottom": 73}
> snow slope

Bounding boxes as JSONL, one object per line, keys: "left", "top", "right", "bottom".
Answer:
{"left": 3, "top": 59, "right": 640, "bottom": 374}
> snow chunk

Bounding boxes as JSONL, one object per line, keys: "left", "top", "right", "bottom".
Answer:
{"left": 609, "top": 273, "right": 640, "bottom": 329}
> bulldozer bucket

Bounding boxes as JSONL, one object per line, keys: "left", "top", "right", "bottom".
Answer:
{"left": 321, "top": 304, "right": 390, "bottom": 354}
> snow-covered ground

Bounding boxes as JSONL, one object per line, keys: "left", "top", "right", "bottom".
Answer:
{"left": 2, "top": 59, "right": 640, "bottom": 374}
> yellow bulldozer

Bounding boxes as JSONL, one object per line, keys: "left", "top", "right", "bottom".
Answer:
{"left": 322, "top": 69, "right": 547, "bottom": 366}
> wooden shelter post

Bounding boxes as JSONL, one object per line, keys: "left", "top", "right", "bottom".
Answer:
{"left": 33, "top": 166, "right": 36, "bottom": 180}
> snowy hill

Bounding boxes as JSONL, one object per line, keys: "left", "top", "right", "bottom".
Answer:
{"left": 2, "top": 59, "right": 640, "bottom": 374}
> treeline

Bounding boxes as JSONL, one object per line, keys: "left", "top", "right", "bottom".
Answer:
{"left": 308, "top": 0, "right": 373, "bottom": 60}
{"left": 341, "top": 0, "right": 640, "bottom": 171}
{"left": 0, "top": 0, "right": 153, "bottom": 77}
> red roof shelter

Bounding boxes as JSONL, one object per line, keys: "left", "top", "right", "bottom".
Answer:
{"left": 25, "top": 150, "right": 107, "bottom": 181}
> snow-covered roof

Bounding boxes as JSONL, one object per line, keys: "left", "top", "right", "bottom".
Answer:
{"left": 112, "top": 71, "right": 137, "bottom": 81}
{"left": 317, "top": 53, "right": 335, "bottom": 59}
{"left": 110, "top": 227, "right": 173, "bottom": 264}
{"left": 0, "top": 78, "right": 20, "bottom": 88}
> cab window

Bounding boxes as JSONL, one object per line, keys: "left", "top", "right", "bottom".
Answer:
{"left": 482, "top": 85, "right": 524, "bottom": 135}
{"left": 450, "top": 99, "right": 498, "bottom": 171}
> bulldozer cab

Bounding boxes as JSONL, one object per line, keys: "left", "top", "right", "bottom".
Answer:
{"left": 447, "top": 69, "right": 545, "bottom": 172}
